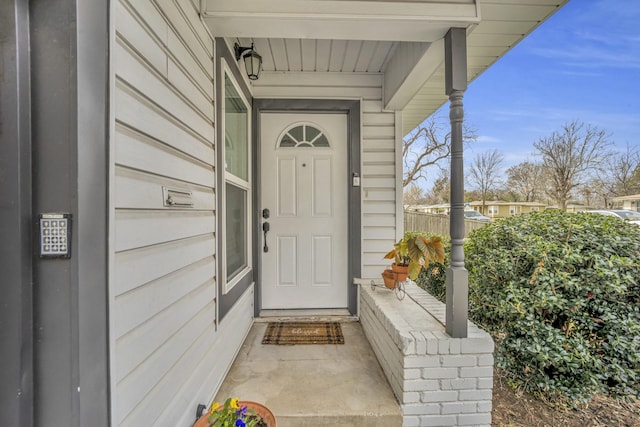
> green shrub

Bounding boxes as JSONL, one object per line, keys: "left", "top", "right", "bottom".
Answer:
{"left": 414, "top": 233, "right": 450, "bottom": 302}
{"left": 464, "top": 210, "right": 640, "bottom": 400}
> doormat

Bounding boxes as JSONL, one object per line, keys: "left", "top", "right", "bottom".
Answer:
{"left": 261, "top": 322, "right": 344, "bottom": 345}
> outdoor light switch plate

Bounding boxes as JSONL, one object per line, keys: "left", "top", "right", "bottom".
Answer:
{"left": 39, "top": 213, "right": 72, "bottom": 258}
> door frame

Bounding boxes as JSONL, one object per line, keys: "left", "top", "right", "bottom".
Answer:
{"left": 252, "top": 99, "right": 361, "bottom": 316}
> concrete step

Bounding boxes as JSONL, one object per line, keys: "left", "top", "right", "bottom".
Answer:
{"left": 216, "top": 321, "right": 402, "bottom": 427}
{"left": 277, "top": 413, "right": 401, "bottom": 427}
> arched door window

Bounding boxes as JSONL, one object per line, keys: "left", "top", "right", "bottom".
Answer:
{"left": 278, "top": 123, "right": 330, "bottom": 148}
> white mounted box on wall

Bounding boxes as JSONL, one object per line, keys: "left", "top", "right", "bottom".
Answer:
{"left": 162, "top": 186, "right": 194, "bottom": 208}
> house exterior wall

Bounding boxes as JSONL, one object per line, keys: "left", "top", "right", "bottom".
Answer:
{"left": 111, "top": 2, "right": 252, "bottom": 425}
{"left": 254, "top": 73, "right": 399, "bottom": 278}
{"left": 1, "top": 2, "right": 34, "bottom": 426}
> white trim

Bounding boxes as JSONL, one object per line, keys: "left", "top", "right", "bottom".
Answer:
{"left": 107, "top": 0, "right": 117, "bottom": 421}
{"left": 201, "top": 0, "right": 480, "bottom": 42}
{"left": 395, "top": 110, "right": 404, "bottom": 240}
{"left": 213, "top": 37, "right": 218, "bottom": 328}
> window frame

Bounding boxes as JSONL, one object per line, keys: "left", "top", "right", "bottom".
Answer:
{"left": 220, "top": 59, "right": 252, "bottom": 294}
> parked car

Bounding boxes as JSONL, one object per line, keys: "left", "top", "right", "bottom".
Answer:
{"left": 464, "top": 210, "right": 491, "bottom": 222}
{"left": 584, "top": 209, "right": 640, "bottom": 225}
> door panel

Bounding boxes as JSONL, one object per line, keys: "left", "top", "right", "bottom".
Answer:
{"left": 277, "top": 157, "right": 297, "bottom": 216}
{"left": 277, "top": 235, "right": 297, "bottom": 286}
{"left": 312, "top": 235, "right": 332, "bottom": 285}
{"left": 261, "top": 112, "right": 348, "bottom": 309}
{"left": 312, "top": 157, "right": 332, "bottom": 216}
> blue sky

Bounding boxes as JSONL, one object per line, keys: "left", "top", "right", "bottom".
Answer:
{"left": 434, "top": 0, "right": 640, "bottom": 171}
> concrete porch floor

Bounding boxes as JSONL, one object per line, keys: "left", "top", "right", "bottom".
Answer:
{"left": 215, "top": 320, "right": 403, "bottom": 426}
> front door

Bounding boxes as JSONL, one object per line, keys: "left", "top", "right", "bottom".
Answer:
{"left": 260, "top": 112, "right": 348, "bottom": 309}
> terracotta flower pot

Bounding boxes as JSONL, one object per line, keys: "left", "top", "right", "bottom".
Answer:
{"left": 194, "top": 401, "right": 277, "bottom": 427}
{"left": 391, "top": 263, "right": 409, "bottom": 282}
{"left": 381, "top": 269, "right": 396, "bottom": 289}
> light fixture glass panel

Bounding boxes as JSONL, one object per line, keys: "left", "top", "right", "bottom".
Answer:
{"left": 244, "top": 52, "right": 262, "bottom": 80}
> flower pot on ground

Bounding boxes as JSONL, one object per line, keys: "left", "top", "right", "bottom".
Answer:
{"left": 384, "top": 232, "right": 445, "bottom": 281}
{"left": 194, "top": 398, "right": 276, "bottom": 427}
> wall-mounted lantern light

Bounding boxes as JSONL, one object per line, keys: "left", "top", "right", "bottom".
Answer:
{"left": 234, "top": 43, "right": 262, "bottom": 80}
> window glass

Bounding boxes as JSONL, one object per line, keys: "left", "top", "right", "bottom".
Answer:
{"left": 222, "top": 64, "right": 251, "bottom": 293}
{"left": 289, "top": 125, "right": 304, "bottom": 142}
{"left": 306, "top": 126, "right": 321, "bottom": 141}
{"left": 224, "top": 75, "right": 248, "bottom": 180}
{"left": 313, "top": 135, "right": 330, "bottom": 147}
{"left": 225, "top": 182, "right": 247, "bottom": 281}
{"left": 278, "top": 123, "right": 330, "bottom": 148}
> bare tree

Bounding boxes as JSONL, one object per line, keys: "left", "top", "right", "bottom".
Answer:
{"left": 534, "top": 121, "right": 613, "bottom": 211}
{"left": 467, "top": 149, "right": 504, "bottom": 213}
{"left": 505, "top": 161, "right": 544, "bottom": 202}
{"left": 403, "top": 116, "right": 476, "bottom": 187}
{"left": 425, "top": 168, "right": 450, "bottom": 204}
{"left": 593, "top": 143, "right": 640, "bottom": 204}
{"left": 403, "top": 184, "right": 426, "bottom": 206}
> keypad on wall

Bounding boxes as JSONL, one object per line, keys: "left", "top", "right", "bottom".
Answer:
{"left": 39, "top": 213, "right": 72, "bottom": 258}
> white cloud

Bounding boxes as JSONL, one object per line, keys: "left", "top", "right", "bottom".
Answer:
{"left": 476, "top": 135, "right": 501, "bottom": 144}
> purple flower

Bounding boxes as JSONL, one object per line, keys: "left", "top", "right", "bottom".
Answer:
{"left": 235, "top": 419, "right": 246, "bottom": 427}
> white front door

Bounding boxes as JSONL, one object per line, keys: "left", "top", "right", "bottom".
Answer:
{"left": 260, "top": 112, "right": 348, "bottom": 309}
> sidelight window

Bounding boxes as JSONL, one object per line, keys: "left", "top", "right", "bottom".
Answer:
{"left": 222, "top": 65, "right": 252, "bottom": 293}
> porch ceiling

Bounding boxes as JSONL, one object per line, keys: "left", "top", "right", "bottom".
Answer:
{"left": 201, "top": 0, "right": 568, "bottom": 135}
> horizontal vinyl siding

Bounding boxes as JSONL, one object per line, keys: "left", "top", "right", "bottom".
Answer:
{"left": 255, "top": 74, "right": 398, "bottom": 279}
{"left": 112, "top": 1, "right": 249, "bottom": 426}
{"left": 362, "top": 100, "right": 398, "bottom": 278}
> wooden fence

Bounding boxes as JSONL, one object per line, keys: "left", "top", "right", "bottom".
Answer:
{"left": 404, "top": 211, "right": 487, "bottom": 237}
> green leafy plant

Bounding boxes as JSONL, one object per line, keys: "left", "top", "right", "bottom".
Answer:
{"left": 384, "top": 231, "right": 445, "bottom": 280}
{"left": 207, "top": 397, "right": 261, "bottom": 427}
{"left": 414, "top": 234, "right": 450, "bottom": 301}
{"left": 464, "top": 210, "right": 640, "bottom": 401}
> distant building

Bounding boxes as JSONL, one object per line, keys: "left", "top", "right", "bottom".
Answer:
{"left": 612, "top": 194, "right": 640, "bottom": 212}
{"left": 416, "top": 204, "right": 451, "bottom": 215}
{"left": 468, "top": 201, "right": 546, "bottom": 219}
{"left": 404, "top": 204, "right": 432, "bottom": 213}
{"left": 416, "top": 201, "right": 548, "bottom": 218}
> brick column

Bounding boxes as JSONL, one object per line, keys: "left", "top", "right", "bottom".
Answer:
{"left": 359, "top": 284, "right": 494, "bottom": 427}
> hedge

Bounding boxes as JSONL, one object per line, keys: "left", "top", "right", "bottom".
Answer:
{"left": 463, "top": 210, "right": 640, "bottom": 400}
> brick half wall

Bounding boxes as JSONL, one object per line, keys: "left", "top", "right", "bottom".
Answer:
{"left": 359, "top": 283, "right": 494, "bottom": 427}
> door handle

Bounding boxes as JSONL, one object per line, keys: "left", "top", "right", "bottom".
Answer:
{"left": 262, "top": 221, "right": 270, "bottom": 252}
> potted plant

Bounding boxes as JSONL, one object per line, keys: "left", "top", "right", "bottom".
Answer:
{"left": 194, "top": 397, "right": 276, "bottom": 427}
{"left": 382, "top": 232, "right": 445, "bottom": 288}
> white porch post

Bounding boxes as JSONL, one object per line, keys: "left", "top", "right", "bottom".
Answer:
{"left": 445, "top": 27, "right": 468, "bottom": 338}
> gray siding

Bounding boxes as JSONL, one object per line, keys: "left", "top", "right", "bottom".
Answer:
{"left": 112, "top": 1, "right": 252, "bottom": 425}
{"left": 254, "top": 72, "right": 398, "bottom": 278}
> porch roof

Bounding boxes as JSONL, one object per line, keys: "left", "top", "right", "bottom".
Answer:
{"left": 200, "top": 0, "right": 568, "bottom": 134}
